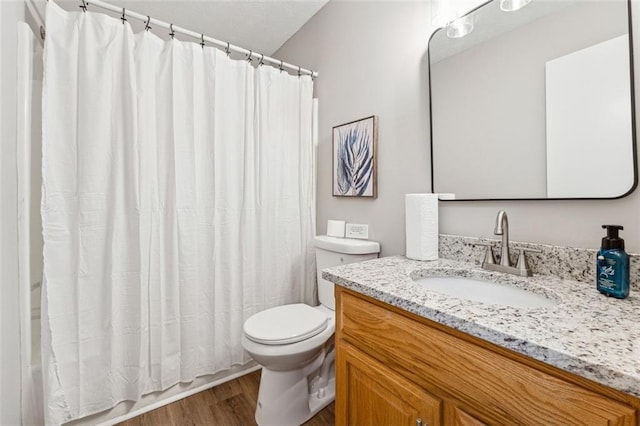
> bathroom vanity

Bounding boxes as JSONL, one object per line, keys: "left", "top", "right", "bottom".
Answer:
{"left": 324, "top": 247, "right": 640, "bottom": 425}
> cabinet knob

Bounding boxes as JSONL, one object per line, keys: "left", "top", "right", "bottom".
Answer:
{"left": 416, "top": 418, "right": 427, "bottom": 426}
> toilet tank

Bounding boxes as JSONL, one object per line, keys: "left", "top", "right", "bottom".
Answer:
{"left": 314, "top": 235, "right": 380, "bottom": 310}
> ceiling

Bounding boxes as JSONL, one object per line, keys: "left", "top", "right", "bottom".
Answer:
{"left": 53, "top": 0, "right": 329, "bottom": 55}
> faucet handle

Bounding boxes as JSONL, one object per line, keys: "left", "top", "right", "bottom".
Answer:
{"left": 514, "top": 247, "right": 541, "bottom": 276}
{"left": 477, "top": 242, "right": 496, "bottom": 266}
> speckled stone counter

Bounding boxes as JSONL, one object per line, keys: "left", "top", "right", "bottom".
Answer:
{"left": 323, "top": 254, "right": 640, "bottom": 398}
{"left": 438, "top": 234, "right": 640, "bottom": 289}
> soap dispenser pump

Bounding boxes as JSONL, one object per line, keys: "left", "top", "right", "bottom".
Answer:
{"left": 596, "top": 225, "right": 629, "bottom": 299}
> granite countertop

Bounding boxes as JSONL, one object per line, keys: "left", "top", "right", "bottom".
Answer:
{"left": 323, "top": 256, "right": 640, "bottom": 398}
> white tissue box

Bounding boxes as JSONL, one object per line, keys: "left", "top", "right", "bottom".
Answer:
{"left": 327, "top": 220, "right": 346, "bottom": 238}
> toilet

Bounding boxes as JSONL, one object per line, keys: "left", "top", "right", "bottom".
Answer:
{"left": 241, "top": 235, "right": 380, "bottom": 425}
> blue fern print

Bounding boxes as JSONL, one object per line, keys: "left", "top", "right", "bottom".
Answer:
{"left": 336, "top": 123, "right": 373, "bottom": 196}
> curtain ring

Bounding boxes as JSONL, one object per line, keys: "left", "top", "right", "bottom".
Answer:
{"left": 120, "top": 8, "right": 127, "bottom": 24}
{"left": 144, "top": 16, "right": 152, "bottom": 31}
{"left": 169, "top": 24, "right": 175, "bottom": 39}
{"left": 225, "top": 42, "right": 230, "bottom": 56}
{"left": 200, "top": 34, "right": 205, "bottom": 48}
{"left": 247, "top": 50, "right": 253, "bottom": 62}
{"left": 298, "top": 66, "right": 302, "bottom": 77}
{"left": 258, "top": 53, "right": 264, "bottom": 66}
{"left": 279, "top": 60, "right": 284, "bottom": 73}
{"left": 79, "top": 0, "right": 87, "bottom": 12}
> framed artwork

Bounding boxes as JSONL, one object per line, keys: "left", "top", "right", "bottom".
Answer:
{"left": 332, "top": 115, "right": 378, "bottom": 198}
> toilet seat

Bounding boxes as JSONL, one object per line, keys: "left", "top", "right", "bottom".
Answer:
{"left": 244, "top": 303, "right": 329, "bottom": 345}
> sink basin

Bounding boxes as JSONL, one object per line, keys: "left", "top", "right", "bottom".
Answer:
{"left": 413, "top": 276, "right": 559, "bottom": 309}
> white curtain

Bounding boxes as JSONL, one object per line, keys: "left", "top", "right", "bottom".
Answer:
{"left": 41, "top": 2, "right": 315, "bottom": 424}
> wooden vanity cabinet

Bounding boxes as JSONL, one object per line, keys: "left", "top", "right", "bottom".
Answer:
{"left": 335, "top": 287, "right": 640, "bottom": 426}
{"left": 337, "top": 342, "right": 441, "bottom": 426}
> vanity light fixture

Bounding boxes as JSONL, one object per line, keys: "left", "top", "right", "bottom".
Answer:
{"left": 500, "top": 0, "right": 532, "bottom": 12}
{"left": 446, "top": 14, "right": 474, "bottom": 38}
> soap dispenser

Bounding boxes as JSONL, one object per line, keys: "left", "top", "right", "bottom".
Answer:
{"left": 596, "top": 225, "right": 629, "bottom": 299}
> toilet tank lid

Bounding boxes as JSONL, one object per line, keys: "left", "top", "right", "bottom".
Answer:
{"left": 313, "top": 235, "right": 380, "bottom": 255}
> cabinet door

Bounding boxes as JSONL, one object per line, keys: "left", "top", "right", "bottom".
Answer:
{"left": 445, "top": 405, "right": 487, "bottom": 426}
{"left": 336, "top": 342, "right": 441, "bottom": 426}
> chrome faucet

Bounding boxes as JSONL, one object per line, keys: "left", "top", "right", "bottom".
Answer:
{"left": 481, "top": 210, "right": 540, "bottom": 277}
{"left": 495, "top": 210, "right": 511, "bottom": 268}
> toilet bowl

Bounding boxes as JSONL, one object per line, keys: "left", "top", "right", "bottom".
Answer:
{"left": 242, "top": 305, "right": 336, "bottom": 425}
{"left": 242, "top": 235, "right": 380, "bottom": 425}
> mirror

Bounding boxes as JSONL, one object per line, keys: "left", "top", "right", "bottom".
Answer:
{"left": 429, "top": 0, "right": 637, "bottom": 200}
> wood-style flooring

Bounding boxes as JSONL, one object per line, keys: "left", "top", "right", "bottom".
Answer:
{"left": 118, "top": 370, "right": 335, "bottom": 426}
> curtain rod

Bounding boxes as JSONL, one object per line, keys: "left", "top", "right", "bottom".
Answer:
{"left": 41, "top": 0, "right": 318, "bottom": 79}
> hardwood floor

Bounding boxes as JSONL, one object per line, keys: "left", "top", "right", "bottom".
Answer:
{"left": 118, "top": 370, "right": 335, "bottom": 426}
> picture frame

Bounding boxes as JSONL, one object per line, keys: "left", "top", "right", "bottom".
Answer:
{"left": 332, "top": 115, "right": 378, "bottom": 198}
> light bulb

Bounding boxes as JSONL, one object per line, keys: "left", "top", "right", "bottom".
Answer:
{"left": 447, "top": 15, "right": 474, "bottom": 38}
{"left": 500, "top": 0, "right": 532, "bottom": 12}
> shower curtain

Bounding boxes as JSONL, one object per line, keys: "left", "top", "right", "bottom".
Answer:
{"left": 41, "top": 2, "right": 316, "bottom": 424}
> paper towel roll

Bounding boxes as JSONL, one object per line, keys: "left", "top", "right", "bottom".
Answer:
{"left": 327, "top": 220, "right": 346, "bottom": 238}
{"left": 405, "top": 194, "right": 438, "bottom": 261}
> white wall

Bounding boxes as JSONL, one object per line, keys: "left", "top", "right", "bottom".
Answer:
{"left": 276, "top": 1, "right": 432, "bottom": 256}
{"left": 275, "top": 0, "right": 640, "bottom": 255}
{"left": 1, "top": 1, "right": 27, "bottom": 425}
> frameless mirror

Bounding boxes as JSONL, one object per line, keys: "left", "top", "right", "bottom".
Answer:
{"left": 429, "top": 0, "right": 637, "bottom": 200}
